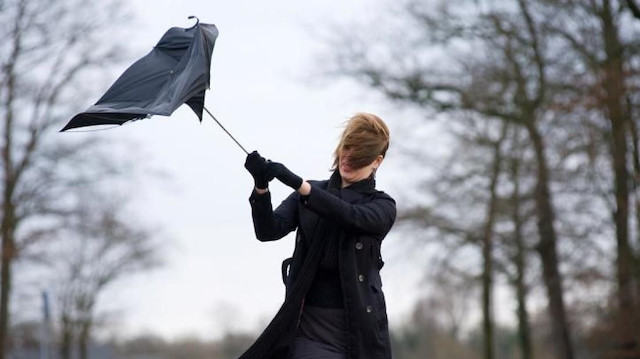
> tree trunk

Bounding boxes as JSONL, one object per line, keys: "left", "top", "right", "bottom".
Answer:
{"left": 601, "top": 0, "right": 640, "bottom": 355}
{"left": 510, "top": 133, "right": 533, "bottom": 359}
{"left": 628, "top": 101, "right": 640, "bottom": 311}
{"left": 482, "top": 213, "right": 495, "bottom": 359}
{"left": 0, "top": 201, "right": 15, "bottom": 359}
{"left": 0, "top": 3, "right": 23, "bottom": 357}
{"left": 526, "top": 122, "right": 574, "bottom": 359}
{"left": 78, "top": 319, "right": 91, "bottom": 359}
{"left": 60, "top": 314, "right": 73, "bottom": 359}
{"left": 0, "top": 227, "right": 12, "bottom": 359}
{"left": 0, "top": 202, "right": 14, "bottom": 359}
{"left": 481, "top": 124, "right": 508, "bottom": 359}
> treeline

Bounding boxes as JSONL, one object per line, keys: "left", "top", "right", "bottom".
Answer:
{"left": 326, "top": 0, "right": 640, "bottom": 358}
{"left": 9, "top": 320, "right": 254, "bottom": 359}
{"left": 7, "top": 296, "right": 567, "bottom": 359}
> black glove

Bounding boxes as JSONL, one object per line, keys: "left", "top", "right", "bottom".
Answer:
{"left": 265, "top": 161, "right": 303, "bottom": 190}
{"left": 244, "top": 151, "right": 269, "bottom": 189}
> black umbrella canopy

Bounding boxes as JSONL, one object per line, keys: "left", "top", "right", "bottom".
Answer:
{"left": 61, "top": 19, "right": 219, "bottom": 131}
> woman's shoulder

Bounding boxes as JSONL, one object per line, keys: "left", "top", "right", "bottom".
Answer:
{"left": 372, "top": 189, "right": 395, "bottom": 203}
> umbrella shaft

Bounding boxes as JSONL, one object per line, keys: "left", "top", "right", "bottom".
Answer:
{"left": 203, "top": 107, "right": 249, "bottom": 155}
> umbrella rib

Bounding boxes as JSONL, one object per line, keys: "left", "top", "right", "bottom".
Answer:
{"left": 203, "top": 106, "right": 249, "bottom": 155}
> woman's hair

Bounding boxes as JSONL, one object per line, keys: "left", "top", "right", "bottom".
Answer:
{"left": 331, "top": 113, "right": 390, "bottom": 171}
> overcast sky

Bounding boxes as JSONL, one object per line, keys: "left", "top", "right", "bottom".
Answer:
{"left": 69, "top": 0, "right": 436, "bottom": 341}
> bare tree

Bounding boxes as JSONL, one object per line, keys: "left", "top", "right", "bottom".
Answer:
{"left": 480, "top": 122, "right": 509, "bottom": 359}
{"left": 327, "top": 0, "right": 575, "bottom": 357}
{"left": 599, "top": 1, "right": 637, "bottom": 353}
{"left": 54, "top": 192, "right": 159, "bottom": 359}
{"left": 506, "top": 127, "right": 534, "bottom": 359}
{"left": 0, "top": 0, "right": 131, "bottom": 357}
{"left": 392, "top": 295, "right": 481, "bottom": 359}
{"left": 398, "top": 114, "right": 531, "bottom": 359}
{"left": 539, "top": 0, "right": 640, "bottom": 355}
{"left": 423, "top": 267, "right": 477, "bottom": 341}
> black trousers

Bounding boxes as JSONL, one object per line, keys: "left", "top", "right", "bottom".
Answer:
{"left": 291, "top": 336, "right": 347, "bottom": 359}
{"left": 291, "top": 305, "right": 348, "bottom": 359}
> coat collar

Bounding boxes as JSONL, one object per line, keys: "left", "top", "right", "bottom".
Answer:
{"left": 327, "top": 170, "right": 377, "bottom": 195}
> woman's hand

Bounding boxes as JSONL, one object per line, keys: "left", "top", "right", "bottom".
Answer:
{"left": 265, "top": 161, "right": 303, "bottom": 191}
{"left": 244, "top": 151, "right": 269, "bottom": 190}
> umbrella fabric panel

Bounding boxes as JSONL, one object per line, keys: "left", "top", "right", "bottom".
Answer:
{"left": 62, "top": 22, "right": 218, "bottom": 131}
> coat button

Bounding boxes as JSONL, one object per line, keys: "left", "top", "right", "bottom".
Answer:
{"left": 366, "top": 305, "right": 373, "bottom": 313}
{"left": 358, "top": 274, "right": 365, "bottom": 282}
{"left": 355, "top": 242, "right": 363, "bottom": 250}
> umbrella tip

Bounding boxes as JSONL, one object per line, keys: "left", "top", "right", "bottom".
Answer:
{"left": 187, "top": 16, "right": 199, "bottom": 28}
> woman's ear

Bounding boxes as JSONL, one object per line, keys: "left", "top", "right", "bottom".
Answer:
{"left": 373, "top": 155, "right": 384, "bottom": 169}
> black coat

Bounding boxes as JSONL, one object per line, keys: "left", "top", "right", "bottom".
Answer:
{"left": 239, "top": 171, "right": 396, "bottom": 359}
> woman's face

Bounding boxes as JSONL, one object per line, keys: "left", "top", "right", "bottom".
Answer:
{"left": 339, "top": 148, "right": 383, "bottom": 187}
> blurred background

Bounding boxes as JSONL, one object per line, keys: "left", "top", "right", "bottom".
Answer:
{"left": 2, "top": 0, "right": 640, "bottom": 358}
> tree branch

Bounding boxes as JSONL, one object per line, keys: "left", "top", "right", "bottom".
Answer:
{"left": 626, "top": 0, "right": 640, "bottom": 19}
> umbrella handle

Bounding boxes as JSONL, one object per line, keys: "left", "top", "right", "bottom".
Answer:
{"left": 203, "top": 107, "right": 249, "bottom": 155}
{"left": 187, "top": 16, "right": 200, "bottom": 29}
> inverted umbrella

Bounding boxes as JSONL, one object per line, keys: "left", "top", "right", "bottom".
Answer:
{"left": 61, "top": 17, "right": 248, "bottom": 154}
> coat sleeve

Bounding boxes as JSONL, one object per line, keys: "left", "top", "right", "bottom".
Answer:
{"left": 249, "top": 189, "right": 299, "bottom": 241}
{"left": 302, "top": 185, "right": 396, "bottom": 235}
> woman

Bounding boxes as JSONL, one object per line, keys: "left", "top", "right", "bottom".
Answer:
{"left": 241, "top": 113, "right": 396, "bottom": 359}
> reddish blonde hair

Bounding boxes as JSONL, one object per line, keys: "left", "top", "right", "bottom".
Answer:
{"left": 331, "top": 113, "right": 390, "bottom": 171}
